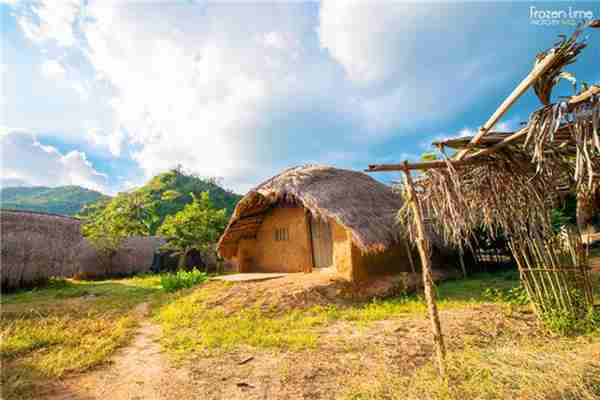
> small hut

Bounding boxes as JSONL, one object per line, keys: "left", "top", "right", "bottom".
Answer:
{"left": 218, "top": 165, "right": 418, "bottom": 282}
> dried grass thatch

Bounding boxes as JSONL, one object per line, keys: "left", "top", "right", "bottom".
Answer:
{"left": 396, "top": 153, "right": 571, "bottom": 251}
{"left": 218, "top": 165, "right": 404, "bottom": 255}
{"left": 1, "top": 210, "right": 82, "bottom": 289}
{"left": 533, "top": 24, "right": 587, "bottom": 105}
{"left": 524, "top": 93, "right": 600, "bottom": 191}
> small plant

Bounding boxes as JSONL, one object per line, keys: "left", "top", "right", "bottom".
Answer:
{"left": 539, "top": 290, "right": 600, "bottom": 335}
{"left": 160, "top": 269, "right": 208, "bottom": 293}
{"left": 483, "top": 285, "right": 529, "bottom": 305}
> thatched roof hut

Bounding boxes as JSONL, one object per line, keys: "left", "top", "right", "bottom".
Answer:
{"left": 218, "top": 165, "right": 420, "bottom": 282}
{"left": 1, "top": 210, "right": 82, "bottom": 289}
{"left": 1, "top": 209, "right": 168, "bottom": 288}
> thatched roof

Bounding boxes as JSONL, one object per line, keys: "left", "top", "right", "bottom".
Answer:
{"left": 218, "top": 165, "right": 404, "bottom": 254}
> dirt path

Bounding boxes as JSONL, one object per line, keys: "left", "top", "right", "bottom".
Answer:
{"left": 42, "top": 304, "right": 198, "bottom": 400}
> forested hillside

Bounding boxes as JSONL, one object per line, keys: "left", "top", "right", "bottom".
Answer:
{"left": 0, "top": 186, "right": 109, "bottom": 216}
{"left": 79, "top": 168, "right": 242, "bottom": 234}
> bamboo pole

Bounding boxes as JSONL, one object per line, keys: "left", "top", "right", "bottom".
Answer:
{"left": 402, "top": 161, "right": 446, "bottom": 376}
{"left": 466, "top": 127, "right": 529, "bottom": 160}
{"left": 568, "top": 85, "right": 600, "bottom": 106}
{"left": 367, "top": 158, "right": 491, "bottom": 173}
{"left": 455, "top": 51, "right": 560, "bottom": 160}
{"left": 404, "top": 241, "right": 417, "bottom": 274}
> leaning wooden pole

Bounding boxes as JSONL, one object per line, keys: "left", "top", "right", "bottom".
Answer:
{"left": 404, "top": 241, "right": 417, "bottom": 274}
{"left": 455, "top": 50, "right": 559, "bottom": 160}
{"left": 402, "top": 161, "right": 446, "bottom": 376}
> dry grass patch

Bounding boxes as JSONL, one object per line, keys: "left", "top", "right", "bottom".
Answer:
{"left": 343, "top": 337, "right": 600, "bottom": 400}
{"left": 1, "top": 275, "right": 164, "bottom": 399}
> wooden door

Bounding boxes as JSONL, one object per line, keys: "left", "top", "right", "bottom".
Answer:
{"left": 310, "top": 216, "right": 333, "bottom": 268}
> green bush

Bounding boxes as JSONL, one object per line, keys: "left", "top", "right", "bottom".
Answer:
{"left": 483, "top": 285, "right": 529, "bottom": 305}
{"left": 160, "top": 269, "right": 208, "bottom": 293}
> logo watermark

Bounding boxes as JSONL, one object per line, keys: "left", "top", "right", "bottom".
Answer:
{"left": 530, "top": 6, "right": 595, "bottom": 26}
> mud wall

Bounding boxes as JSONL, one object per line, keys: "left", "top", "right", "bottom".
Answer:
{"left": 229, "top": 206, "right": 313, "bottom": 273}
{"left": 351, "top": 241, "right": 416, "bottom": 283}
{"left": 73, "top": 236, "right": 165, "bottom": 279}
{"left": 331, "top": 220, "right": 353, "bottom": 280}
{"left": 251, "top": 206, "right": 313, "bottom": 273}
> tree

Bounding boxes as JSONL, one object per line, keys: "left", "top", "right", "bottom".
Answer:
{"left": 82, "top": 192, "right": 159, "bottom": 270}
{"left": 157, "top": 191, "right": 228, "bottom": 269}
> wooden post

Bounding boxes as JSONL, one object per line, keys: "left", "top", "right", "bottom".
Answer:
{"left": 404, "top": 241, "right": 417, "bottom": 274}
{"left": 402, "top": 161, "right": 446, "bottom": 376}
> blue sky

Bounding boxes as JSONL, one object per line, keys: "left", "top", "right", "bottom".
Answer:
{"left": 1, "top": 1, "right": 599, "bottom": 195}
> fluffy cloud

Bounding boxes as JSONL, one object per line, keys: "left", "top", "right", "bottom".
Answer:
{"left": 17, "top": 0, "right": 81, "bottom": 47}
{"left": 86, "top": 127, "right": 124, "bottom": 157}
{"left": 40, "top": 59, "right": 65, "bottom": 78}
{"left": 72, "top": 2, "right": 343, "bottom": 191}
{"left": 1, "top": 130, "right": 108, "bottom": 192}
{"left": 11, "top": 1, "right": 545, "bottom": 193}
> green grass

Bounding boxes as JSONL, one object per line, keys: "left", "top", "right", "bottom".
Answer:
{"left": 7, "top": 269, "right": 594, "bottom": 400}
{"left": 156, "top": 271, "right": 524, "bottom": 357}
{"left": 0, "top": 274, "right": 166, "bottom": 399}
{"left": 3, "top": 274, "right": 163, "bottom": 305}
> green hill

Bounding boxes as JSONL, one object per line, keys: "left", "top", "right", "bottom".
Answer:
{"left": 0, "top": 186, "right": 109, "bottom": 216}
{"left": 80, "top": 168, "right": 242, "bottom": 234}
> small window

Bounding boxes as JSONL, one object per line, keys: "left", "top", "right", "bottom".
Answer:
{"left": 275, "top": 227, "right": 289, "bottom": 241}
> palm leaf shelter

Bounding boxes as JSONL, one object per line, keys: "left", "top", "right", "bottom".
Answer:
{"left": 218, "top": 165, "right": 421, "bottom": 282}
{"left": 367, "top": 21, "right": 600, "bottom": 375}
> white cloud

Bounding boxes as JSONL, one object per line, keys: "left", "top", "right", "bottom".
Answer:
{"left": 40, "top": 59, "right": 65, "bottom": 78}
{"left": 70, "top": 2, "right": 324, "bottom": 190}
{"left": 495, "top": 117, "right": 523, "bottom": 132}
{"left": 263, "top": 31, "right": 288, "bottom": 51}
{"left": 87, "top": 127, "right": 124, "bottom": 157}
{"left": 17, "top": 0, "right": 81, "bottom": 47}
{"left": 0, "top": 130, "right": 108, "bottom": 192}
{"left": 11, "top": 1, "right": 539, "bottom": 193}
{"left": 71, "top": 81, "right": 89, "bottom": 99}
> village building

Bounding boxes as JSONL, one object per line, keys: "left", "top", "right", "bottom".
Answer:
{"left": 217, "top": 165, "right": 417, "bottom": 282}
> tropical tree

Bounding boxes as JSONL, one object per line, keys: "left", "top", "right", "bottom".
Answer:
{"left": 82, "top": 192, "right": 159, "bottom": 270}
{"left": 157, "top": 191, "right": 228, "bottom": 269}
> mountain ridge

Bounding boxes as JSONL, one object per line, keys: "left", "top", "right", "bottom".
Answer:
{"left": 1, "top": 185, "right": 109, "bottom": 216}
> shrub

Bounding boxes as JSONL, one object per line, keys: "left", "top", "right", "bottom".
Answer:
{"left": 483, "top": 285, "right": 529, "bottom": 305}
{"left": 160, "top": 269, "right": 208, "bottom": 293}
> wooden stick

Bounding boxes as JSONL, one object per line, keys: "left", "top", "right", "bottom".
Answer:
{"left": 402, "top": 161, "right": 446, "bottom": 376}
{"left": 455, "top": 51, "right": 560, "bottom": 160}
{"left": 404, "top": 241, "right": 417, "bottom": 274}
{"left": 367, "top": 158, "right": 491, "bottom": 172}
{"left": 568, "top": 85, "right": 600, "bottom": 106}
{"left": 466, "top": 127, "right": 529, "bottom": 160}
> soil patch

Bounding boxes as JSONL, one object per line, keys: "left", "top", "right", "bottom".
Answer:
{"left": 203, "top": 269, "right": 459, "bottom": 314}
{"left": 39, "top": 303, "right": 196, "bottom": 400}
{"left": 179, "top": 305, "right": 537, "bottom": 400}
